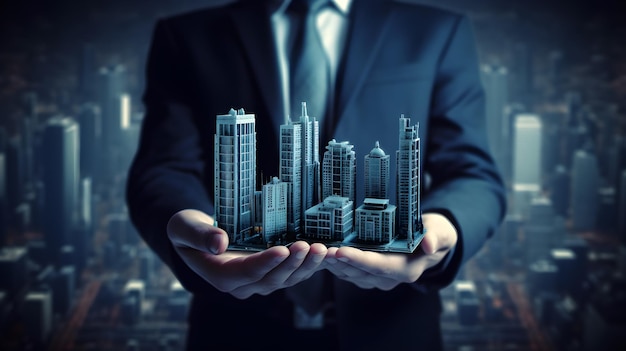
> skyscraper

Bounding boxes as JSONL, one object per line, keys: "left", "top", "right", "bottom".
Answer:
{"left": 42, "top": 117, "right": 79, "bottom": 260}
{"left": 298, "top": 102, "right": 321, "bottom": 213}
{"left": 322, "top": 139, "right": 356, "bottom": 205}
{"left": 97, "top": 64, "right": 126, "bottom": 148}
{"left": 78, "top": 103, "right": 101, "bottom": 180}
{"left": 481, "top": 64, "right": 509, "bottom": 173}
{"left": 396, "top": 115, "right": 421, "bottom": 241}
{"left": 570, "top": 150, "right": 599, "bottom": 232}
{"left": 280, "top": 117, "right": 303, "bottom": 233}
{"left": 364, "top": 141, "right": 390, "bottom": 199}
{"left": 512, "top": 114, "right": 542, "bottom": 216}
{"left": 214, "top": 108, "right": 256, "bottom": 243}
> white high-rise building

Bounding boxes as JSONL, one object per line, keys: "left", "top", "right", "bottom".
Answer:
{"left": 570, "top": 150, "right": 599, "bottom": 231}
{"left": 513, "top": 114, "right": 542, "bottom": 186}
{"left": 262, "top": 177, "right": 288, "bottom": 243}
{"left": 214, "top": 108, "right": 256, "bottom": 243}
{"left": 364, "top": 141, "right": 390, "bottom": 199}
{"left": 396, "top": 115, "right": 421, "bottom": 241}
{"left": 323, "top": 139, "right": 356, "bottom": 205}
{"left": 512, "top": 114, "right": 542, "bottom": 216}
{"left": 299, "top": 102, "right": 321, "bottom": 213}
{"left": 304, "top": 195, "right": 353, "bottom": 241}
{"left": 356, "top": 198, "right": 396, "bottom": 243}
{"left": 279, "top": 120, "right": 302, "bottom": 233}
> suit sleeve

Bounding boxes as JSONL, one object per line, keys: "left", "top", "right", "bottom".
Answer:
{"left": 419, "top": 15, "right": 506, "bottom": 288}
{"left": 126, "top": 19, "right": 214, "bottom": 293}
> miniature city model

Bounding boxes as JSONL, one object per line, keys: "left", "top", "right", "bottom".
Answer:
{"left": 214, "top": 103, "right": 424, "bottom": 253}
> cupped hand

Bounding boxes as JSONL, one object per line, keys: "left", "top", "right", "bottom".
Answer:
{"left": 324, "top": 213, "right": 457, "bottom": 290}
{"left": 167, "top": 209, "right": 328, "bottom": 299}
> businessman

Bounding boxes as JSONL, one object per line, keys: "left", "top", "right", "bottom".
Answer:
{"left": 126, "top": 0, "right": 505, "bottom": 349}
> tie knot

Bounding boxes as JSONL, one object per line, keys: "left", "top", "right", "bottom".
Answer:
{"left": 289, "top": 0, "right": 330, "bottom": 14}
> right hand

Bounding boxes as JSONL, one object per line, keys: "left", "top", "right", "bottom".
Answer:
{"left": 167, "top": 209, "right": 327, "bottom": 299}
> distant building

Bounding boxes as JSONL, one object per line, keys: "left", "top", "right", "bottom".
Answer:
{"left": 364, "top": 141, "right": 390, "bottom": 199}
{"left": 262, "top": 177, "right": 288, "bottom": 243}
{"left": 525, "top": 196, "right": 560, "bottom": 263}
{"left": 570, "top": 150, "right": 599, "bottom": 231}
{"left": 355, "top": 198, "right": 396, "bottom": 243}
{"left": 481, "top": 64, "right": 509, "bottom": 173}
{"left": 23, "top": 291, "right": 52, "bottom": 344}
{"left": 396, "top": 115, "right": 421, "bottom": 241}
{"left": 322, "top": 139, "right": 356, "bottom": 205}
{"left": 619, "top": 170, "right": 626, "bottom": 246}
{"left": 304, "top": 195, "right": 353, "bottom": 241}
{"left": 0, "top": 247, "right": 28, "bottom": 297}
{"left": 42, "top": 117, "right": 79, "bottom": 260}
{"left": 512, "top": 114, "right": 542, "bottom": 216}
{"left": 214, "top": 108, "right": 256, "bottom": 243}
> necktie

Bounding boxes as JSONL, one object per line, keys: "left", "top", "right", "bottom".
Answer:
{"left": 289, "top": 0, "right": 330, "bottom": 120}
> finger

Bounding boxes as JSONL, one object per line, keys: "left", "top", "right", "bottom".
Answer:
{"left": 283, "top": 243, "right": 327, "bottom": 286}
{"left": 335, "top": 247, "right": 426, "bottom": 283}
{"left": 326, "top": 257, "right": 401, "bottom": 290}
{"left": 167, "top": 209, "right": 228, "bottom": 254}
{"left": 228, "top": 242, "right": 309, "bottom": 297}
{"left": 178, "top": 245, "right": 290, "bottom": 294}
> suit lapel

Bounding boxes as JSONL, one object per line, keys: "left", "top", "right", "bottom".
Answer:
{"left": 229, "top": 2, "right": 285, "bottom": 130}
{"left": 335, "top": 0, "right": 392, "bottom": 122}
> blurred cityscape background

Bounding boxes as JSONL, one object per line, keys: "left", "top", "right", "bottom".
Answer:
{"left": 0, "top": 0, "right": 625, "bottom": 350}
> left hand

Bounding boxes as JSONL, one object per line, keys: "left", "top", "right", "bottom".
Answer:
{"left": 324, "top": 213, "right": 458, "bottom": 290}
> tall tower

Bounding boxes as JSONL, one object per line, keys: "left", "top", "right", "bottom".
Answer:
{"left": 299, "top": 102, "right": 321, "bottom": 213}
{"left": 42, "top": 117, "right": 80, "bottom": 259}
{"left": 570, "top": 150, "right": 599, "bottom": 232}
{"left": 280, "top": 119, "right": 302, "bottom": 233}
{"left": 214, "top": 108, "right": 256, "bottom": 243}
{"left": 512, "top": 114, "right": 542, "bottom": 216}
{"left": 322, "top": 139, "right": 356, "bottom": 205}
{"left": 481, "top": 64, "right": 509, "bottom": 174}
{"left": 364, "top": 141, "right": 390, "bottom": 199}
{"left": 396, "top": 115, "right": 421, "bottom": 241}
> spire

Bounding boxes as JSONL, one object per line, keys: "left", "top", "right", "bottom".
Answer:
{"left": 301, "top": 101, "right": 308, "bottom": 117}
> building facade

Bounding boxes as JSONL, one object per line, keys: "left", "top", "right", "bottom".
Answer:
{"left": 304, "top": 195, "right": 353, "bottom": 241}
{"left": 364, "top": 141, "right": 390, "bottom": 199}
{"left": 396, "top": 115, "right": 421, "bottom": 241}
{"left": 262, "top": 177, "right": 288, "bottom": 243}
{"left": 355, "top": 198, "right": 396, "bottom": 244}
{"left": 214, "top": 108, "right": 256, "bottom": 244}
{"left": 322, "top": 139, "right": 356, "bottom": 205}
{"left": 42, "top": 117, "right": 79, "bottom": 259}
{"left": 280, "top": 117, "right": 302, "bottom": 233}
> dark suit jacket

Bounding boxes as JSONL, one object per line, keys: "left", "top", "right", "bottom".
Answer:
{"left": 126, "top": 0, "right": 505, "bottom": 349}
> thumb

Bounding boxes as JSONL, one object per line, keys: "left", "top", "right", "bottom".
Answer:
{"left": 420, "top": 213, "right": 458, "bottom": 255}
{"left": 167, "top": 209, "right": 229, "bottom": 255}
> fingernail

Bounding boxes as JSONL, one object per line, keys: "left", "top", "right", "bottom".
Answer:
{"left": 337, "top": 257, "right": 349, "bottom": 263}
{"left": 312, "top": 254, "right": 324, "bottom": 263}
{"left": 326, "top": 258, "right": 337, "bottom": 264}
{"left": 208, "top": 234, "right": 221, "bottom": 254}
